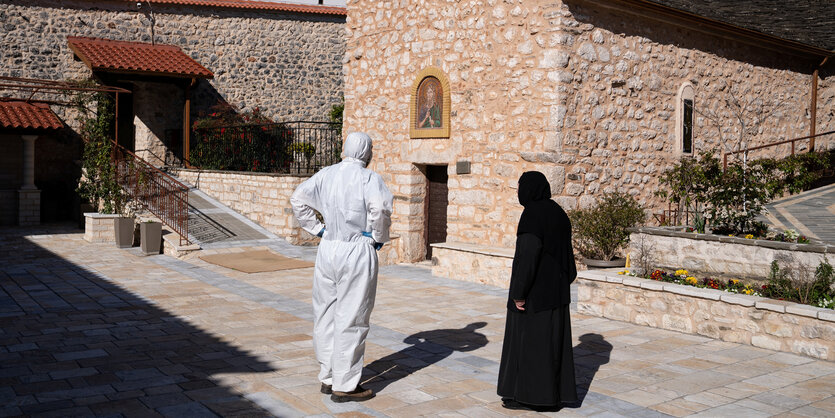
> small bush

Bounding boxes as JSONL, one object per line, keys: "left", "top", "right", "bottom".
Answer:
{"left": 570, "top": 192, "right": 645, "bottom": 261}
{"left": 761, "top": 258, "right": 834, "bottom": 306}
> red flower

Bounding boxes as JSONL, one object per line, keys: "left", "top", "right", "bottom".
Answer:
{"left": 220, "top": 128, "right": 226, "bottom": 134}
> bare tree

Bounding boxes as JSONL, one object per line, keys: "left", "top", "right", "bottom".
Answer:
{"left": 631, "top": 233, "right": 656, "bottom": 276}
{"left": 697, "top": 83, "right": 786, "bottom": 156}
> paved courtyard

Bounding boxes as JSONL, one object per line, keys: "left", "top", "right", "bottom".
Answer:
{"left": 1, "top": 225, "right": 834, "bottom": 417}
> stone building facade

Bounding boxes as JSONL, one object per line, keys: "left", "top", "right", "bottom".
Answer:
{"left": 0, "top": 0, "right": 345, "bottom": 225}
{"left": 1, "top": 0, "right": 346, "bottom": 122}
{"left": 342, "top": 0, "right": 835, "bottom": 280}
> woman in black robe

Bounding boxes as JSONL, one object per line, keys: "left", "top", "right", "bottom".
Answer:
{"left": 497, "top": 171, "right": 578, "bottom": 411}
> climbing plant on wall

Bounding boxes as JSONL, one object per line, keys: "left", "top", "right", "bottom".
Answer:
{"left": 71, "top": 82, "right": 125, "bottom": 215}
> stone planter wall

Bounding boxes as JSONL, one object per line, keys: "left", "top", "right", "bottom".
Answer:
{"left": 629, "top": 227, "right": 835, "bottom": 280}
{"left": 83, "top": 213, "right": 121, "bottom": 243}
{"left": 577, "top": 270, "right": 835, "bottom": 361}
{"left": 431, "top": 242, "right": 514, "bottom": 288}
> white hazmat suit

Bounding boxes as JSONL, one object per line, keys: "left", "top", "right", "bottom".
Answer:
{"left": 290, "top": 132, "right": 393, "bottom": 392}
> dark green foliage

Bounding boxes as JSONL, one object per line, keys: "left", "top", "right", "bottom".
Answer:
{"left": 329, "top": 98, "right": 344, "bottom": 161}
{"left": 190, "top": 102, "right": 293, "bottom": 172}
{"left": 569, "top": 192, "right": 645, "bottom": 261}
{"left": 73, "top": 85, "right": 125, "bottom": 214}
{"left": 329, "top": 97, "right": 344, "bottom": 127}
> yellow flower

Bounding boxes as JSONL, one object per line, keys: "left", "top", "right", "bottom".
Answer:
{"left": 744, "top": 289, "right": 753, "bottom": 295}
{"left": 745, "top": 234, "right": 754, "bottom": 239}
{"left": 618, "top": 270, "right": 626, "bottom": 275}
{"left": 675, "top": 269, "right": 688, "bottom": 276}
{"left": 731, "top": 279, "right": 740, "bottom": 285}
{"left": 685, "top": 276, "right": 698, "bottom": 285}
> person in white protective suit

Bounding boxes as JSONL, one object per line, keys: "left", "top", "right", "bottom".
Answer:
{"left": 290, "top": 131, "right": 393, "bottom": 403}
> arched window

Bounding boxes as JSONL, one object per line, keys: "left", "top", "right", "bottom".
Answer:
{"left": 676, "top": 83, "right": 694, "bottom": 155}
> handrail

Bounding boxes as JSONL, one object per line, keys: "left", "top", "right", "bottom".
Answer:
{"left": 111, "top": 140, "right": 191, "bottom": 246}
{"left": 723, "top": 130, "right": 835, "bottom": 170}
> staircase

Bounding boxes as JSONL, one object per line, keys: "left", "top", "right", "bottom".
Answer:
{"left": 113, "top": 141, "right": 278, "bottom": 249}
{"left": 761, "top": 183, "right": 835, "bottom": 245}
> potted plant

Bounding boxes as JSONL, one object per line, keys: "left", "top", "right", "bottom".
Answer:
{"left": 73, "top": 87, "right": 133, "bottom": 247}
{"left": 569, "top": 192, "right": 645, "bottom": 268}
{"left": 140, "top": 220, "right": 162, "bottom": 255}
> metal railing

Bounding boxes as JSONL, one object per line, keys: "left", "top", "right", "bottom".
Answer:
{"left": 112, "top": 140, "right": 191, "bottom": 246}
{"left": 722, "top": 130, "right": 835, "bottom": 170}
{"left": 654, "top": 203, "right": 699, "bottom": 227}
{"left": 190, "top": 121, "right": 342, "bottom": 174}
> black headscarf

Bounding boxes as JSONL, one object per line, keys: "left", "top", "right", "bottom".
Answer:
{"left": 512, "top": 171, "right": 577, "bottom": 308}
{"left": 517, "top": 171, "right": 553, "bottom": 238}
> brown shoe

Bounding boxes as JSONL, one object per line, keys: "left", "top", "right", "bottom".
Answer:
{"left": 330, "top": 385, "right": 374, "bottom": 403}
{"left": 320, "top": 383, "right": 332, "bottom": 394}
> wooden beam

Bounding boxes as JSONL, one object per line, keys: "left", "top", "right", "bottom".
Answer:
{"left": 115, "top": 92, "right": 120, "bottom": 147}
{"left": 183, "top": 78, "right": 195, "bottom": 168}
{"left": 811, "top": 69, "right": 818, "bottom": 151}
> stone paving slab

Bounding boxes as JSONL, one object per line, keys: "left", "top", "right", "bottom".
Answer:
{"left": 1, "top": 225, "right": 834, "bottom": 417}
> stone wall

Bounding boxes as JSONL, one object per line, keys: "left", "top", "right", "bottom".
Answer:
{"left": 557, "top": 0, "right": 816, "bottom": 206}
{"left": 819, "top": 75, "right": 835, "bottom": 150}
{"left": 133, "top": 81, "right": 186, "bottom": 166}
{"left": 629, "top": 227, "right": 835, "bottom": 280}
{"left": 1, "top": 0, "right": 345, "bottom": 124}
{"left": 169, "top": 168, "right": 315, "bottom": 245}
{"left": 577, "top": 270, "right": 835, "bottom": 361}
{"left": 431, "top": 242, "right": 514, "bottom": 288}
{"left": 170, "top": 168, "right": 404, "bottom": 263}
{"left": 343, "top": 0, "right": 826, "bottom": 264}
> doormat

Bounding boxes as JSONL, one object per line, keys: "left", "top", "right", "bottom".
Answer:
{"left": 199, "top": 250, "right": 314, "bottom": 273}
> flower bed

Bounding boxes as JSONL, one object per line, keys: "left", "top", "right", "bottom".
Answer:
{"left": 682, "top": 226, "right": 811, "bottom": 244}
{"left": 620, "top": 267, "right": 834, "bottom": 309}
{"left": 576, "top": 269, "right": 835, "bottom": 361}
{"left": 628, "top": 226, "right": 835, "bottom": 281}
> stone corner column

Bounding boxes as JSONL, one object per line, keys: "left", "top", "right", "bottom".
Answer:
{"left": 19, "top": 135, "right": 40, "bottom": 226}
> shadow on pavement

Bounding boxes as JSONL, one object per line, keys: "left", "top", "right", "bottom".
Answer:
{"left": 0, "top": 226, "right": 275, "bottom": 417}
{"left": 570, "top": 333, "right": 613, "bottom": 406}
{"left": 360, "top": 322, "right": 489, "bottom": 393}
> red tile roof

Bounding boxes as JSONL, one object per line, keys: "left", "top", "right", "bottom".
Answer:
{"left": 0, "top": 101, "right": 64, "bottom": 131}
{"left": 131, "top": 0, "right": 347, "bottom": 15}
{"left": 67, "top": 37, "right": 214, "bottom": 79}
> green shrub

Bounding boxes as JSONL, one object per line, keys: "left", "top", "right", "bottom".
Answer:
{"left": 569, "top": 192, "right": 645, "bottom": 261}
{"left": 761, "top": 259, "right": 834, "bottom": 306}
{"left": 658, "top": 151, "right": 831, "bottom": 235}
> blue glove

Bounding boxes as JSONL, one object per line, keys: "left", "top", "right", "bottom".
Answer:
{"left": 317, "top": 227, "right": 325, "bottom": 238}
{"left": 362, "top": 231, "right": 383, "bottom": 251}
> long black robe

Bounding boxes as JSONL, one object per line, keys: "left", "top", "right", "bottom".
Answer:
{"left": 497, "top": 171, "right": 578, "bottom": 407}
